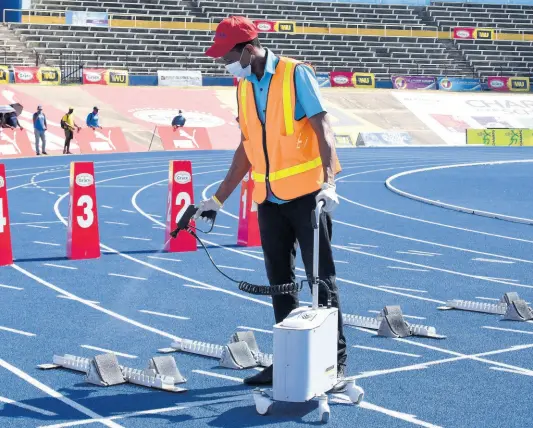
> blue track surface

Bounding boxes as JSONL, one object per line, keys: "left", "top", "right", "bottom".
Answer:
{"left": 2, "top": 147, "right": 533, "bottom": 428}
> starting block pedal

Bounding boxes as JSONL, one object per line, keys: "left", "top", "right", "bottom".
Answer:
{"left": 438, "top": 292, "right": 533, "bottom": 322}
{"left": 159, "top": 331, "right": 273, "bottom": 369}
{"left": 38, "top": 353, "right": 187, "bottom": 392}
{"left": 343, "top": 306, "right": 446, "bottom": 339}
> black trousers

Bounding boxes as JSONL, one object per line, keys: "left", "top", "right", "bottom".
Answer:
{"left": 64, "top": 129, "right": 73, "bottom": 152}
{"left": 257, "top": 191, "right": 347, "bottom": 368}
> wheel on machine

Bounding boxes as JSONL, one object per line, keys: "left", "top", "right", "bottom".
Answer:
{"left": 318, "top": 395, "right": 330, "bottom": 423}
{"left": 346, "top": 381, "right": 365, "bottom": 404}
{"left": 253, "top": 390, "right": 273, "bottom": 416}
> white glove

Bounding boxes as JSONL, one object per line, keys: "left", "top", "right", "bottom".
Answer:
{"left": 193, "top": 196, "right": 222, "bottom": 220}
{"left": 316, "top": 183, "right": 339, "bottom": 213}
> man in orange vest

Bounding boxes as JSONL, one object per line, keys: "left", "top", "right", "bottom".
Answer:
{"left": 197, "top": 16, "right": 347, "bottom": 392}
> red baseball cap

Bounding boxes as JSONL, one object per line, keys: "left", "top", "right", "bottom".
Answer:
{"left": 205, "top": 16, "right": 258, "bottom": 58}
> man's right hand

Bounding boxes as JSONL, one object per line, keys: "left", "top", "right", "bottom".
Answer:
{"left": 194, "top": 196, "right": 223, "bottom": 220}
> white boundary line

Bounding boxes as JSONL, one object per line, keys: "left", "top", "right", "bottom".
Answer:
{"left": 80, "top": 345, "right": 137, "bottom": 359}
{"left": 385, "top": 160, "right": 533, "bottom": 225}
{"left": 0, "top": 395, "right": 57, "bottom": 416}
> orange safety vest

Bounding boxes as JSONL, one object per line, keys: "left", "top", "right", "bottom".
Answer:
{"left": 237, "top": 56, "right": 341, "bottom": 204}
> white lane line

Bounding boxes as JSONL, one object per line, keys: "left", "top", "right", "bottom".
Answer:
{"left": 368, "top": 310, "right": 426, "bottom": 320}
{"left": 349, "top": 243, "right": 378, "bottom": 248}
{"left": 397, "top": 251, "right": 435, "bottom": 257}
{"left": 147, "top": 256, "right": 182, "bottom": 262}
{"left": 101, "top": 205, "right": 113, "bottom": 209}
{"left": 336, "top": 245, "right": 533, "bottom": 290}
{"left": 122, "top": 236, "right": 151, "bottom": 241}
{"left": 237, "top": 326, "right": 273, "bottom": 334}
{"left": 353, "top": 345, "right": 420, "bottom": 358}
{"left": 334, "top": 260, "right": 348, "bottom": 264}
{"left": 337, "top": 180, "right": 383, "bottom": 183}
{"left": 0, "top": 395, "right": 57, "bottom": 416}
{"left": 105, "top": 221, "right": 129, "bottom": 226}
{"left": 11, "top": 221, "right": 62, "bottom": 226}
{"left": 489, "top": 367, "right": 533, "bottom": 377}
{"left": 108, "top": 273, "right": 147, "bottom": 281}
{"left": 182, "top": 284, "right": 212, "bottom": 290}
{"left": 214, "top": 225, "right": 231, "bottom": 229}
{"left": 482, "top": 326, "right": 533, "bottom": 335}
{"left": 34, "top": 241, "right": 60, "bottom": 247}
{"left": 147, "top": 214, "right": 162, "bottom": 218}
{"left": 479, "top": 276, "right": 519, "bottom": 282}
{"left": 0, "top": 359, "right": 123, "bottom": 428}
{"left": 139, "top": 310, "right": 189, "bottom": 320}
{"left": 0, "top": 325, "right": 36, "bottom": 337}
{"left": 387, "top": 266, "right": 429, "bottom": 272}
{"left": 121, "top": 209, "right": 136, "bottom": 214}
{"left": 218, "top": 265, "right": 255, "bottom": 272}
{"left": 0, "top": 284, "right": 23, "bottom": 290}
{"left": 81, "top": 345, "right": 137, "bottom": 359}
{"left": 242, "top": 249, "right": 263, "bottom": 254}
{"left": 57, "top": 295, "right": 100, "bottom": 305}
{"left": 192, "top": 370, "right": 243, "bottom": 383}
{"left": 26, "top": 225, "right": 49, "bottom": 229}
{"left": 475, "top": 297, "right": 500, "bottom": 301}
{"left": 38, "top": 396, "right": 250, "bottom": 428}
{"left": 472, "top": 258, "right": 514, "bottom": 264}
{"left": 407, "top": 250, "right": 442, "bottom": 256}
{"left": 208, "top": 232, "right": 234, "bottom": 237}
{"left": 43, "top": 263, "right": 77, "bottom": 270}
{"left": 21, "top": 212, "right": 42, "bottom": 216}
{"left": 378, "top": 285, "right": 427, "bottom": 294}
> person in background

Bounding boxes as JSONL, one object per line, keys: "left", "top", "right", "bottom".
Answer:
{"left": 172, "top": 110, "right": 186, "bottom": 130}
{"left": 86, "top": 106, "right": 102, "bottom": 130}
{"left": 5, "top": 111, "right": 23, "bottom": 130}
{"left": 61, "top": 107, "right": 81, "bottom": 155}
{"left": 33, "top": 105, "right": 48, "bottom": 156}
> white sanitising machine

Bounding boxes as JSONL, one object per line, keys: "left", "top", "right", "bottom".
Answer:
{"left": 253, "top": 201, "right": 364, "bottom": 423}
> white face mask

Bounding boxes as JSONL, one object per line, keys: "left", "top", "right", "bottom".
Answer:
{"left": 225, "top": 50, "right": 252, "bottom": 78}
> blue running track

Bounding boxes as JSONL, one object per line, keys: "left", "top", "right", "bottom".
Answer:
{"left": 1, "top": 147, "right": 533, "bottom": 428}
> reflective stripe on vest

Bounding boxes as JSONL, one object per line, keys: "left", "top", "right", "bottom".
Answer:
{"left": 252, "top": 156, "right": 322, "bottom": 183}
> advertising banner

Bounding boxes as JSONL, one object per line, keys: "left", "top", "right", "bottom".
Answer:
{"left": 487, "top": 76, "right": 530, "bottom": 92}
{"left": 13, "top": 66, "right": 61, "bottom": 85}
{"left": 356, "top": 132, "right": 413, "bottom": 147}
{"left": 392, "top": 75, "right": 437, "bottom": 90}
{"left": 158, "top": 126, "right": 212, "bottom": 151}
{"left": 330, "top": 72, "right": 375, "bottom": 88}
{"left": 474, "top": 28, "right": 494, "bottom": 40}
{"left": 453, "top": 27, "right": 476, "bottom": 40}
{"left": 438, "top": 77, "right": 481, "bottom": 92}
{"left": 0, "top": 66, "right": 9, "bottom": 84}
{"left": 157, "top": 70, "right": 202, "bottom": 87}
{"left": 0, "top": 129, "right": 34, "bottom": 157}
{"left": 253, "top": 20, "right": 277, "bottom": 32}
{"left": 275, "top": 21, "right": 296, "bottom": 33}
{"left": 76, "top": 127, "right": 130, "bottom": 153}
{"left": 66, "top": 11, "right": 109, "bottom": 27}
{"left": 107, "top": 69, "right": 129, "bottom": 86}
{"left": 316, "top": 72, "right": 331, "bottom": 88}
{"left": 82, "top": 68, "right": 106, "bottom": 85}
{"left": 466, "top": 128, "right": 533, "bottom": 146}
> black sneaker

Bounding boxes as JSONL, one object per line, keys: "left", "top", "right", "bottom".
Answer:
{"left": 36, "top": 152, "right": 40, "bottom": 156}
{"left": 328, "top": 365, "right": 348, "bottom": 394}
{"left": 42, "top": 151, "right": 48, "bottom": 155}
{"left": 243, "top": 364, "right": 273, "bottom": 386}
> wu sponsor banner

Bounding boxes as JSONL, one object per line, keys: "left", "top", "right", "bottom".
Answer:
{"left": 107, "top": 69, "right": 129, "bottom": 86}
{"left": 392, "top": 75, "right": 437, "bottom": 90}
{"left": 157, "top": 70, "right": 202, "bottom": 87}
{"left": 330, "top": 72, "right": 375, "bottom": 88}
{"left": 474, "top": 28, "right": 494, "bottom": 40}
{"left": 66, "top": 11, "right": 109, "bottom": 27}
{"left": 487, "top": 76, "right": 530, "bottom": 92}
{"left": 316, "top": 72, "right": 331, "bottom": 88}
{"left": 453, "top": 27, "right": 476, "bottom": 40}
{"left": 13, "top": 66, "right": 61, "bottom": 85}
{"left": 158, "top": 126, "right": 212, "bottom": 150}
{"left": 438, "top": 77, "right": 481, "bottom": 92}
{"left": 0, "top": 66, "right": 8, "bottom": 84}
{"left": 275, "top": 21, "right": 296, "bottom": 33}
{"left": 466, "top": 128, "right": 533, "bottom": 146}
{"left": 253, "top": 20, "right": 295, "bottom": 33}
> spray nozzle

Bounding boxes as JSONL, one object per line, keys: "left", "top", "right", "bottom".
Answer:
{"left": 169, "top": 205, "right": 217, "bottom": 238}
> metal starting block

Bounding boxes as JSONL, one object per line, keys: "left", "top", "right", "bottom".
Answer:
{"left": 343, "top": 305, "right": 446, "bottom": 339}
{"left": 438, "top": 292, "right": 533, "bottom": 322}
{"left": 158, "top": 331, "right": 273, "bottom": 369}
{"left": 37, "top": 354, "right": 187, "bottom": 392}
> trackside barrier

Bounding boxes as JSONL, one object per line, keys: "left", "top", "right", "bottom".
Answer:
{"left": 0, "top": 164, "right": 13, "bottom": 266}
{"left": 237, "top": 170, "right": 261, "bottom": 247}
{"left": 67, "top": 162, "right": 100, "bottom": 260}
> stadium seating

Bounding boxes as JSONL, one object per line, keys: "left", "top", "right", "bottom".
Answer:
{"left": 9, "top": 23, "right": 475, "bottom": 78}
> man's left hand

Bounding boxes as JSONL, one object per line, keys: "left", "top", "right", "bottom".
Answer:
{"left": 316, "top": 183, "right": 339, "bottom": 212}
